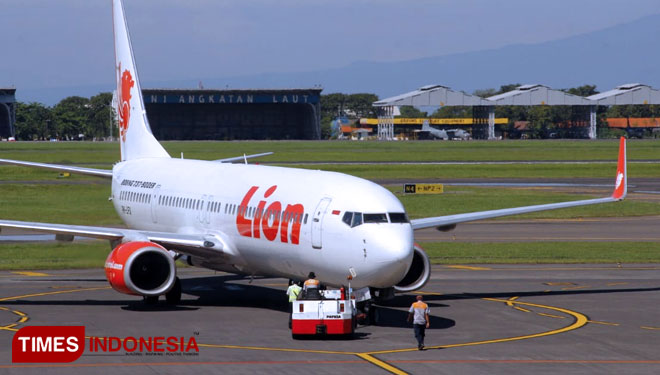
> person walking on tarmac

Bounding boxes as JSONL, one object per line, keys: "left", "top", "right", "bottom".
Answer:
{"left": 408, "top": 295, "right": 430, "bottom": 350}
{"left": 303, "top": 272, "right": 321, "bottom": 299}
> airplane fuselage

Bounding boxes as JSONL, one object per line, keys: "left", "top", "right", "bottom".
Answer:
{"left": 111, "top": 158, "right": 414, "bottom": 289}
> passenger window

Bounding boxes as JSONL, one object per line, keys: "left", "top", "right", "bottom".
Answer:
{"left": 304, "top": 213, "right": 308, "bottom": 224}
{"left": 351, "top": 212, "right": 363, "bottom": 227}
{"left": 364, "top": 213, "right": 388, "bottom": 223}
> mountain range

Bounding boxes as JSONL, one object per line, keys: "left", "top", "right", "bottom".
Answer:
{"left": 18, "top": 13, "right": 660, "bottom": 105}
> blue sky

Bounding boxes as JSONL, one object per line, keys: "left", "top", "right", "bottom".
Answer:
{"left": 1, "top": 0, "right": 659, "bottom": 94}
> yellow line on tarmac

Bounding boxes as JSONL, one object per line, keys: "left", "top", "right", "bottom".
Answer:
{"left": 356, "top": 353, "right": 408, "bottom": 375}
{"left": 196, "top": 343, "right": 352, "bottom": 356}
{"left": 506, "top": 297, "right": 530, "bottom": 312}
{"left": 0, "top": 286, "right": 111, "bottom": 302}
{"left": 640, "top": 326, "right": 660, "bottom": 331}
{"left": 417, "top": 291, "right": 442, "bottom": 296}
{"left": 537, "top": 313, "right": 565, "bottom": 319}
{"left": 367, "top": 297, "right": 589, "bottom": 355}
{"left": 607, "top": 282, "right": 629, "bottom": 286}
{"left": 446, "top": 265, "right": 491, "bottom": 271}
{"left": 587, "top": 320, "right": 619, "bottom": 326}
{"left": 11, "top": 271, "right": 49, "bottom": 277}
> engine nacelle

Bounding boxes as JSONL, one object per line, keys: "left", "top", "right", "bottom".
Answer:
{"left": 105, "top": 241, "right": 176, "bottom": 297}
{"left": 394, "top": 243, "right": 431, "bottom": 292}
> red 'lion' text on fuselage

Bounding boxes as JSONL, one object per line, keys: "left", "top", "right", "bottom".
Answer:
{"left": 235, "top": 185, "right": 305, "bottom": 245}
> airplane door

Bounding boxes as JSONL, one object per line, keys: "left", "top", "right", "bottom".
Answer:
{"left": 204, "top": 195, "right": 213, "bottom": 226}
{"left": 198, "top": 195, "right": 208, "bottom": 226}
{"left": 311, "top": 197, "right": 332, "bottom": 249}
{"left": 151, "top": 184, "right": 161, "bottom": 224}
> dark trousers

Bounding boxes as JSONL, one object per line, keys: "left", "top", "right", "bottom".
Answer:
{"left": 413, "top": 324, "right": 426, "bottom": 346}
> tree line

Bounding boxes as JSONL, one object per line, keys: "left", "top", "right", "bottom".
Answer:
{"left": 13, "top": 86, "right": 660, "bottom": 140}
{"left": 15, "top": 93, "right": 115, "bottom": 141}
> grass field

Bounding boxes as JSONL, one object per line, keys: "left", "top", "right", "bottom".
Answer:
{"left": 1, "top": 139, "right": 658, "bottom": 164}
{"left": 0, "top": 140, "right": 658, "bottom": 269}
{"left": 1, "top": 140, "right": 658, "bottom": 180}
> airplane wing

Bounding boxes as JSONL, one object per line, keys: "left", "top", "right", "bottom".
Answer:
{"left": 410, "top": 137, "right": 627, "bottom": 231}
{"left": 0, "top": 158, "right": 113, "bottom": 178}
{"left": 0, "top": 219, "right": 222, "bottom": 259}
{"left": 213, "top": 152, "right": 274, "bottom": 163}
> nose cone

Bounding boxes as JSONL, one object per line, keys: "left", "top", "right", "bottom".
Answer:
{"left": 365, "top": 224, "right": 414, "bottom": 288}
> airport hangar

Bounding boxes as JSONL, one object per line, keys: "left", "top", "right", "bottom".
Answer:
{"left": 0, "top": 88, "right": 16, "bottom": 139}
{"left": 373, "top": 83, "right": 660, "bottom": 140}
{"left": 142, "top": 88, "right": 323, "bottom": 140}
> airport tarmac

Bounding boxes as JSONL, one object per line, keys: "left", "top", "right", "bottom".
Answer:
{"left": 0, "top": 265, "right": 659, "bottom": 374}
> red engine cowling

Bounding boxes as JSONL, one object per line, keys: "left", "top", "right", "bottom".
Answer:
{"left": 104, "top": 241, "right": 176, "bottom": 297}
{"left": 394, "top": 243, "right": 431, "bottom": 292}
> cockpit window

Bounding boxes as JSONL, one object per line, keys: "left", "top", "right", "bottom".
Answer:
{"left": 389, "top": 212, "right": 409, "bottom": 223}
{"left": 342, "top": 211, "right": 364, "bottom": 227}
{"left": 363, "top": 213, "right": 388, "bottom": 223}
{"left": 351, "top": 212, "right": 363, "bottom": 227}
{"left": 342, "top": 212, "right": 353, "bottom": 226}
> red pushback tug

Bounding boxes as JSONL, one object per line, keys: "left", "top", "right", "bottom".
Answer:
{"left": 291, "top": 287, "right": 368, "bottom": 338}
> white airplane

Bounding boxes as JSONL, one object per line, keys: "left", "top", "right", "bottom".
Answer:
{"left": 415, "top": 120, "right": 448, "bottom": 140}
{"left": 0, "top": 0, "right": 627, "bottom": 307}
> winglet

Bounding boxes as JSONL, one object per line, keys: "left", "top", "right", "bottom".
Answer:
{"left": 611, "top": 136, "right": 627, "bottom": 200}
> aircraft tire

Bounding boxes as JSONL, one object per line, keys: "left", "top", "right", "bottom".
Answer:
{"left": 165, "top": 277, "right": 182, "bottom": 305}
{"left": 144, "top": 295, "right": 158, "bottom": 305}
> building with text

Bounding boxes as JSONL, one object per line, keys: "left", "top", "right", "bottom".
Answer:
{"left": 142, "top": 88, "right": 322, "bottom": 140}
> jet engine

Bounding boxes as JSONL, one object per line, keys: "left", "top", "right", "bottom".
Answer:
{"left": 104, "top": 241, "right": 176, "bottom": 297}
{"left": 393, "top": 243, "right": 431, "bottom": 292}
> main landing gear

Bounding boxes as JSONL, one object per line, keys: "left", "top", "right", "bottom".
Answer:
{"left": 142, "top": 277, "right": 182, "bottom": 305}
{"left": 165, "top": 277, "right": 182, "bottom": 305}
{"left": 356, "top": 301, "right": 380, "bottom": 326}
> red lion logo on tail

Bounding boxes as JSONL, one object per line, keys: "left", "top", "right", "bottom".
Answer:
{"left": 117, "top": 63, "right": 134, "bottom": 142}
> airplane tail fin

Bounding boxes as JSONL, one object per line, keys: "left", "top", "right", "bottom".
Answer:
{"left": 611, "top": 136, "right": 627, "bottom": 200}
{"left": 112, "top": 0, "right": 170, "bottom": 161}
{"left": 422, "top": 120, "right": 430, "bottom": 131}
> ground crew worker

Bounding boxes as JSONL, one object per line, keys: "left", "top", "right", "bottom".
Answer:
{"left": 407, "top": 295, "right": 430, "bottom": 350}
{"left": 286, "top": 281, "right": 302, "bottom": 328}
{"left": 286, "top": 280, "right": 302, "bottom": 303}
{"left": 303, "top": 272, "right": 321, "bottom": 299}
